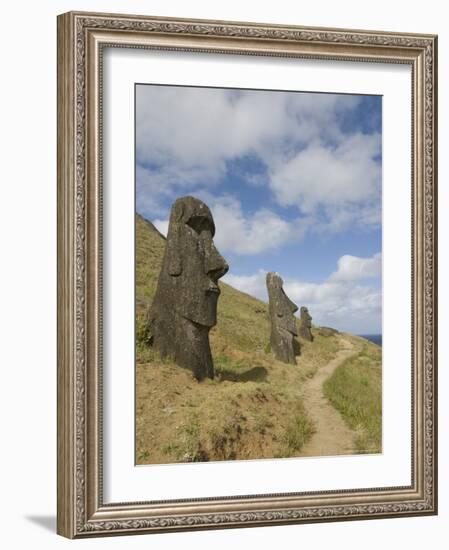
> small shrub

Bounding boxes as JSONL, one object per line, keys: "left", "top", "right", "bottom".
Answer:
{"left": 138, "top": 450, "right": 150, "bottom": 462}
{"left": 282, "top": 414, "right": 315, "bottom": 456}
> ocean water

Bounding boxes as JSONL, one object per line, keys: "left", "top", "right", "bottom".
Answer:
{"left": 358, "top": 334, "right": 382, "bottom": 346}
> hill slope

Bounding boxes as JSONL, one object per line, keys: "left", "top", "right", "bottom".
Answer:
{"left": 135, "top": 213, "right": 381, "bottom": 464}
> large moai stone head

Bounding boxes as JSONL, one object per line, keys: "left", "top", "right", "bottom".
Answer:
{"left": 266, "top": 272, "right": 300, "bottom": 364}
{"left": 146, "top": 196, "right": 228, "bottom": 380}
{"left": 299, "top": 306, "right": 313, "bottom": 342}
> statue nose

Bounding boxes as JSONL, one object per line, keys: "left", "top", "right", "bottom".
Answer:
{"left": 206, "top": 247, "right": 229, "bottom": 282}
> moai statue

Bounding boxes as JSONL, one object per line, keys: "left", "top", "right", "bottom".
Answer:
{"left": 266, "top": 272, "right": 300, "bottom": 364}
{"left": 299, "top": 306, "right": 313, "bottom": 342}
{"left": 146, "top": 196, "right": 228, "bottom": 380}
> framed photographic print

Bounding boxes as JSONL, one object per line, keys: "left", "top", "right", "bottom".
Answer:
{"left": 57, "top": 11, "right": 438, "bottom": 538}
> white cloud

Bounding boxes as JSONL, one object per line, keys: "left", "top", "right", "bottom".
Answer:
{"left": 269, "top": 133, "right": 381, "bottom": 227}
{"left": 224, "top": 270, "right": 268, "bottom": 298}
{"left": 136, "top": 87, "right": 360, "bottom": 180}
{"left": 211, "top": 197, "right": 293, "bottom": 255}
{"left": 136, "top": 86, "right": 286, "bottom": 189}
{"left": 136, "top": 85, "right": 381, "bottom": 235}
{"left": 329, "top": 252, "right": 382, "bottom": 282}
{"left": 223, "top": 252, "right": 382, "bottom": 334}
{"left": 284, "top": 279, "right": 381, "bottom": 334}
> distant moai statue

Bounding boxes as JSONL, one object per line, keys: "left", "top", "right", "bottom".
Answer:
{"left": 299, "top": 306, "right": 313, "bottom": 342}
{"left": 146, "top": 196, "right": 228, "bottom": 380}
{"left": 266, "top": 272, "right": 300, "bottom": 364}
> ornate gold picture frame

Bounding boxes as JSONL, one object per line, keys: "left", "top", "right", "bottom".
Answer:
{"left": 57, "top": 11, "right": 437, "bottom": 538}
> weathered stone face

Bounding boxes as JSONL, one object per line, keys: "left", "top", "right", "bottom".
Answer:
{"left": 266, "top": 272, "right": 300, "bottom": 364}
{"left": 299, "top": 306, "right": 313, "bottom": 342}
{"left": 146, "top": 196, "right": 228, "bottom": 380}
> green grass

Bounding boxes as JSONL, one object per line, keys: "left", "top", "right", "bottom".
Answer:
{"left": 323, "top": 343, "right": 382, "bottom": 453}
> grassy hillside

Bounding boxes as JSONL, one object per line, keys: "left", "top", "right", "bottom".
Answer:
{"left": 135, "top": 213, "right": 381, "bottom": 464}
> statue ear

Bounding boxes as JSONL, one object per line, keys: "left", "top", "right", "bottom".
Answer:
{"left": 166, "top": 202, "right": 184, "bottom": 276}
{"left": 167, "top": 233, "right": 182, "bottom": 276}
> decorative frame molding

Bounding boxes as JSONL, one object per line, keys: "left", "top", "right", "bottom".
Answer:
{"left": 57, "top": 11, "right": 437, "bottom": 538}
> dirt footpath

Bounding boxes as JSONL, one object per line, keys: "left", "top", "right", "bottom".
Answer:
{"left": 299, "top": 338, "right": 358, "bottom": 457}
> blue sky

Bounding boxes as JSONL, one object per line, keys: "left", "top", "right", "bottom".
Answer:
{"left": 136, "top": 84, "right": 382, "bottom": 334}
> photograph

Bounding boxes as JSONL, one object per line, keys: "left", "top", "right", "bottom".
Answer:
{"left": 0, "top": 0, "right": 444, "bottom": 546}
{"left": 56, "top": 10, "right": 437, "bottom": 537}
{"left": 135, "top": 84, "right": 383, "bottom": 465}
